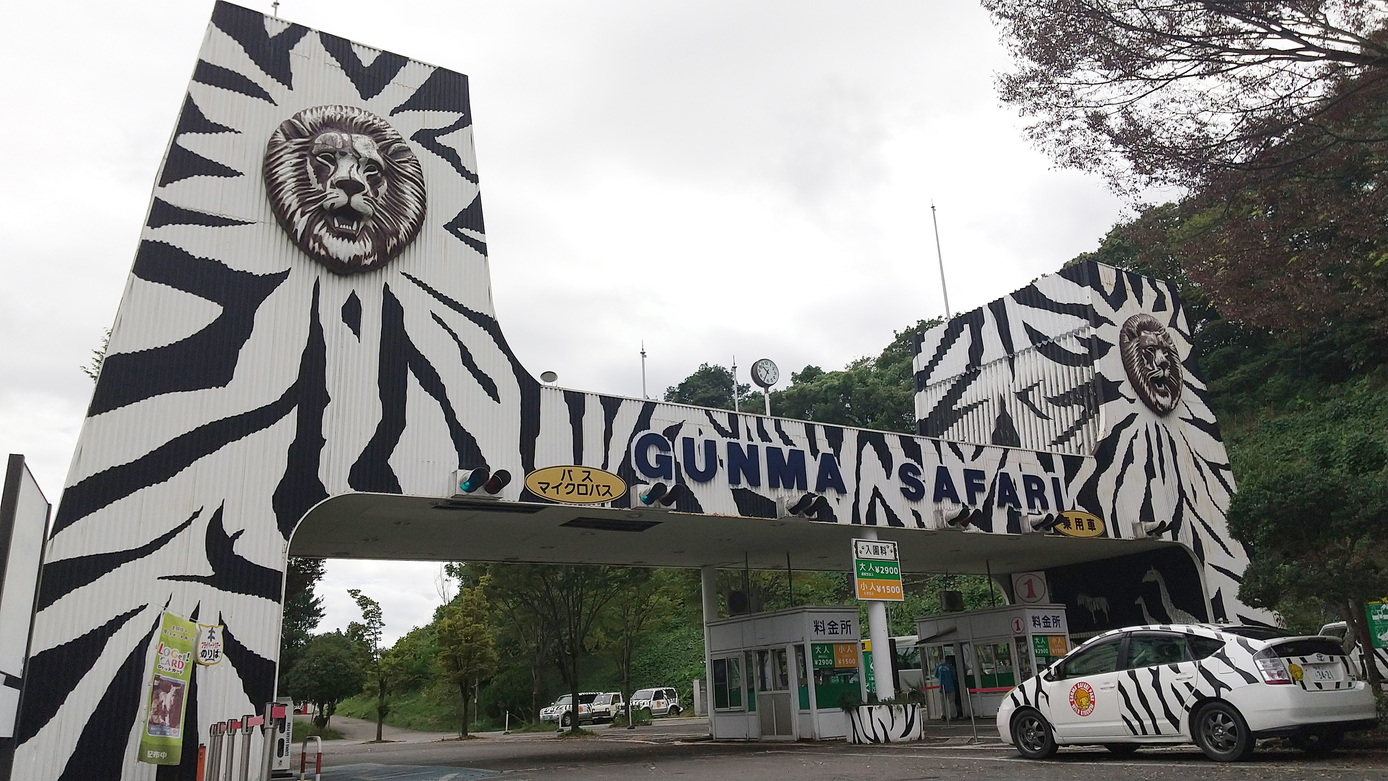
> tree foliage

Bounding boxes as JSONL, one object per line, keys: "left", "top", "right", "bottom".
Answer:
{"left": 773, "top": 320, "right": 936, "bottom": 432}
{"left": 987, "top": 1, "right": 1388, "bottom": 192}
{"left": 663, "top": 363, "right": 750, "bottom": 411}
{"left": 436, "top": 578, "right": 499, "bottom": 737}
{"left": 1226, "top": 377, "right": 1388, "bottom": 686}
{"left": 347, "top": 589, "right": 393, "bottom": 741}
{"left": 281, "top": 631, "right": 365, "bottom": 729}
{"left": 279, "top": 557, "right": 326, "bottom": 689}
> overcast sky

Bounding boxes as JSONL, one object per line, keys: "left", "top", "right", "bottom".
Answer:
{"left": 1, "top": 1, "right": 1131, "bottom": 644}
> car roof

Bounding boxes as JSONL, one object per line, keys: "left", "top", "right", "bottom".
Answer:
{"left": 1074, "top": 623, "right": 1291, "bottom": 651}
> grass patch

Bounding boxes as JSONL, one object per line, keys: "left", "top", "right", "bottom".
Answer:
{"left": 335, "top": 690, "right": 456, "bottom": 734}
{"left": 293, "top": 717, "right": 344, "bottom": 741}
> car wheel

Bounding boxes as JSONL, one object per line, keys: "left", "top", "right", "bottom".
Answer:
{"left": 1010, "top": 709, "right": 1058, "bottom": 760}
{"left": 1193, "top": 702, "right": 1253, "bottom": 762}
{"left": 561, "top": 713, "right": 572, "bottom": 727}
{"left": 1103, "top": 743, "right": 1139, "bottom": 755}
{"left": 668, "top": 706, "right": 681, "bottom": 717}
{"left": 1289, "top": 729, "right": 1344, "bottom": 755}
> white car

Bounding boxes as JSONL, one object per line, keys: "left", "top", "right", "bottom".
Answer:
{"left": 590, "top": 692, "right": 625, "bottom": 723}
{"left": 997, "top": 624, "right": 1377, "bottom": 762}
{"left": 629, "top": 687, "right": 681, "bottom": 717}
{"left": 539, "top": 692, "right": 599, "bottom": 726}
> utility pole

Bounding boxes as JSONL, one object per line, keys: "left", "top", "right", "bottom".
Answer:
{"left": 731, "top": 356, "right": 740, "bottom": 413}
{"left": 931, "top": 201, "right": 952, "bottom": 318}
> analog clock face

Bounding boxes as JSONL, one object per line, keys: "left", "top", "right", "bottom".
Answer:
{"left": 752, "top": 358, "right": 779, "bottom": 388}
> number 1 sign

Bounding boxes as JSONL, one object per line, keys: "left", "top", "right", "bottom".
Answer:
{"left": 1012, "top": 572, "right": 1049, "bottom": 605}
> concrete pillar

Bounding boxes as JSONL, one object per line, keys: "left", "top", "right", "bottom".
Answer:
{"left": 859, "top": 529, "right": 895, "bottom": 701}
{"left": 700, "top": 565, "right": 718, "bottom": 737}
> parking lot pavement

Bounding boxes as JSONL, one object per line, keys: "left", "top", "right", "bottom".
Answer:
{"left": 305, "top": 717, "right": 1386, "bottom": 781}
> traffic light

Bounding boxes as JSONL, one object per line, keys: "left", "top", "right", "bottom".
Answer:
{"left": 454, "top": 467, "right": 511, "bottom": 496}
{"left": 638, "top": 482, "right": 686, "bottom": 507}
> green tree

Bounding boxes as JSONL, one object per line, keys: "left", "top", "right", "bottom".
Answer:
{"left": 664, "top": 363, "right": 749, "bottom": 411}
{"left": 279, "top": 557, "right": 326, "bottom": 690}
{"left": 498, "top": 565, "right": 626, "bottom": 733}
{"left": 986, "top": 1, "right": 1388, "bottom": 192}
{"left": 347, "top": 589, "right": 392, "bottom": 742}
{"left": 1227, "top": 377, "right": 1388, "bottom": 689}
{"left": 81, "top": 328, "right": 111, "bottom": 383}
{"left": 602, "top": 569, "right": 677, "bottom": 726}
{"left": 479, "top": 564, "right": 557, "bottom": 720}
{"left": 773, "top": 320, "right": 936, "bottom": 432}
{"left": 281, "top": 631, "right": 366, "bottom": 729}
{"left": 436, "top": 578, "right": 499, "bottom": 737}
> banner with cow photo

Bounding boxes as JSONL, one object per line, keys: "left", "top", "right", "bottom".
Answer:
{"left": 138, "top": 612, "right": 195, "bottom": 765}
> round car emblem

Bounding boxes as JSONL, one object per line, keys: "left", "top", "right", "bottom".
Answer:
{"left": 1068, "top": 681, "right": 1096, "bottom": 717}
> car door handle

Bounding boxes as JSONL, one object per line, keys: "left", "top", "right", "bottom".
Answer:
{"left": 1098, "top": 683, "right": 1116, "bottom": 690}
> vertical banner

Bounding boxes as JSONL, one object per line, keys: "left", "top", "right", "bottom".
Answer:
{"left": 138, "top": 612, "right": 195, "bottom": 765}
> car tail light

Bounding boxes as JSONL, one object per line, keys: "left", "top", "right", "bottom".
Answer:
{"left": 1253, "top": 648, "right": 1292, "bottom": 684}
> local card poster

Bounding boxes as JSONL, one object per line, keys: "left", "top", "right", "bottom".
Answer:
{"left": 138, "top": 612, "right": 195, "bottom": 765}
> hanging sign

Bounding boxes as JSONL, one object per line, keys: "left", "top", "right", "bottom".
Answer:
{"left": 524, "top": 466, "right": 627, "bottom": 504}
{"left": 139, "top": 612, "right": 196, "bottom": 765}
{"left": 196, "top": 624, "right": 224, "bottom": 666}
{"left": 852, "top": 539, "right": 904, "bottom": 601}
{"left": 1054, "top": 510, "right": 1105, "bottom": 538}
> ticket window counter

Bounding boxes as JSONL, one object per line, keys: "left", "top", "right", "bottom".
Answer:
{"left": 707, "top": 606, "right": 860, "bottom": 741}
{"left": 916, "top": 604, "right": 1070, "bottom": 719}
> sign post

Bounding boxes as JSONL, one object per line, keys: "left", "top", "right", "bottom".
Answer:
{"left": 1366, "top": 601, "right": 1388, "bottom": 651}
{"left": 852, "top": 539, "right": 904, "bottom": 602}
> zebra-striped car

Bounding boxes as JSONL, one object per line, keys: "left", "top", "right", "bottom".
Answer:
{"left": 997, "top": 624, "right": 1377, "bottom": 762}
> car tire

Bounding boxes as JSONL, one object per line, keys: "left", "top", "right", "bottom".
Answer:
{"left": 668, "top": 706, "right": 681, "bottom": 717}
{"left": 561, "top": 713, "right": 572, "bottom": 727}
{"left": 1289, "top": 729, "right": 1344, "bottom": 755}
{"left": 1103, "top": 743, "right": 1139, "bottom": 755}
{"left": 1010, "top": 709, "right": 1058, "bottom": 760}
{"left": 1192, "top": 701, "right": 1253, "bottom": 762}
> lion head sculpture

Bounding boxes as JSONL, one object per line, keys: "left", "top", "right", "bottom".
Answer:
{"left": 1119, "top": 313, "right": 1183, "bottom": 415}
{"left": 264, "top": 105, "right": 426, "bottom": 275}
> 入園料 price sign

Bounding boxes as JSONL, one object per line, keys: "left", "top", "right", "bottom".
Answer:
{"left": 853, "top": 539, "right": 903, "bottom": 601}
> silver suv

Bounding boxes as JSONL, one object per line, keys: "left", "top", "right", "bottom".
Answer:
{"left": 629, "top": 687, "right": 681, "bottom": 717}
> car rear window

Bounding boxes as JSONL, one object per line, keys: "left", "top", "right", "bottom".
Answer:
{"left": 579, "top": 693, "right": 599, "bottom": 704}
{"left": 1269, "top": 638, "right": 1346, "bottom": 658}
{"left": 1219, "top": 626, "right": 1290, "bottom": 641}
{"left": 632, "top": 689, "right": 653, "bottom": 699}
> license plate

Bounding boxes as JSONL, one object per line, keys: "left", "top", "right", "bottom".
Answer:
{"left": 1307, "top": 664, "right": 1341, "bottom": 683}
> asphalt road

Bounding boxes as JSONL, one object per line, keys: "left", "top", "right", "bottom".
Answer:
{"left": 300, "top": 717, "right": 1388, "bottom": 781}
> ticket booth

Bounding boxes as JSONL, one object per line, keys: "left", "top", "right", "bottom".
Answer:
{"left": 916, "top": 604, "right": 1070, "bottom": 720}
{"left": 706, "top": 606, "right": 862, "bottom": 740}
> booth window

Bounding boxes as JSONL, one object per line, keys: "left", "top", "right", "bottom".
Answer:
{"left": 1013, "top": 637, "right": 1034, "bottom": 682}
{"left": 795, "top": 645, "right": 810, "bottom": 710}
{"left": 712, "top": 656, "right": 743, "bottom": 710}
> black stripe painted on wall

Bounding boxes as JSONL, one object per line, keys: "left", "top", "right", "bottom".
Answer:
{"left": 159, "top": 506, "right": 282, "bottom": 601}
{"left": 319, "top": 31, "right": 408, "bottom": 99}
{"left": 147, "top": 198, "right": 252, "bottom": 229}
{"left": 211, "top": 1, "right": 307, "bottom": 88}
{"left": 192, "top": 60, "right": 276, "bottom": 104}
{"left": 54, "top": 611, "right": 162, "bottom": 781}
{"left": 274, "top": 284, "right": 330, "bottom": 540}
{"left": 90, "top": 242, "right": 288, "bottom": 415}
{"left": 15, "top": 606, "right": 146, "bottom": 743}
{"left": 38, "top": 512, "right": 197, "bottom": 611}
